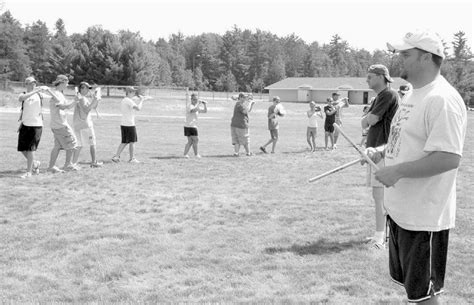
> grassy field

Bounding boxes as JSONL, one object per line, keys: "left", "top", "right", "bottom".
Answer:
{"left": 0, "top": 92, "right": 473, "bottom": 303}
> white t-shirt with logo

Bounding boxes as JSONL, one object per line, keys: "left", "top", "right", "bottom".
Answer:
{"left": 384, "top": 75, "right": 467, "bottom": 231}
{"left": 121, "top": 97, "right": 137, "bottom": 126}
{"left": 21, "top": 92, "right": 44, "bottom": 127}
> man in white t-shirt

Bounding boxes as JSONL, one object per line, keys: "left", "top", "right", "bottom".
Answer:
{"left": 367, "top": 30, "right": 467, "bottom": 304}
{"left": 183, "top": 93, "right": 207, "bottom": 158}
{"left": 112, "top": 86, "right": 148, "bottom": 163}
{"left": 17, "top": 76, "right": 50, "bottom": 178}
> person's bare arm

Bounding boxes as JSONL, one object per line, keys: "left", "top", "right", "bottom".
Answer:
{"left": 375, "top": 151, "right": 461, "bottom": 187}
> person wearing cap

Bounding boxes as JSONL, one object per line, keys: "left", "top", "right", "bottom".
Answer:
{"left": 361, "top": 64, "right": 399, "bottom": 250}
{"left": 112, "top": 86, "right": 148, "bottom": 163}
{"left": 306, "top": 101, "right": 323, "bottom": 152}
{"left": 365, "top": 30, "right": 467, "bottom": 303}
{"left": 16, "top": 76, "right": 50, "bottom": 178}
{"left": 230, "top": 92, "right": 256, "bottom": 156}
{"left": 259, "top": 96, "right": 286, "bottom": 154}
{"left": 47, "top": 74, "right": 80, "bottom": 173}
{"left": 183, "top": 93, "right": 207, "bottom": 158}
{"left": 331, "top": 92, "right": 349, "bottom": 149}
{"left": 323, "top": 98, "right": 336, "bottom": 150}
{"left": 72, "top": 82, "right": 102, "bottom": 168}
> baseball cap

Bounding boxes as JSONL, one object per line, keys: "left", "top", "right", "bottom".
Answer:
{"left": 387, "top": 29, "right": 445, "bottom": 59}
{"left": 79, "top": 81, "right": 92, "bottom": 89}
{"left": 367, "top": 64, "right": 394, "bottom": 83}
{"left": 53, "top": 74, "right": 69, "bottom": 85}
{"left": 25, "top": 76, "right": 37, "bottom": 84}
{"left": 272, "top": 96, "right": 281, "bottom": 102}
{"left": 332, "top": 92, "right": 340, "bottom": 96}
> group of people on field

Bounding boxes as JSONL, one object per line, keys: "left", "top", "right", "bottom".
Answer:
{"left": 14, "top": 29, "right": 468, "bottom": 305}
{"left": 17, "top": 75, "right": 104, "bottom": 177}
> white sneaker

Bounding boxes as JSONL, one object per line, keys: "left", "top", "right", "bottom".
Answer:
{"left": 33, "top": 160, "right": 41, "bottom": 175}
{"left": 370, "top": 241, "right": 386, "bottom": 250}
{"left": 90, "top": 161, "right": 103, "bottom": 168}
{"left": 20, "top": 172, "right": 32, "bottom": 179}
{"left": 63, "top": 164, "right": 80, "bottom": 171}
{"left": 195, "top": 154, "right": 202, "bottom": 158}
{"left": 184, "top": 154, "right": 190, "bottom": 159}
{"left": 47, "top": 166, "right": 64, "bottom": 174}
{"left": 129, "top": 158, "right": 140, "bottom": 163}
{"left": 111, "top": 156, "right": 120, "bottom": 163}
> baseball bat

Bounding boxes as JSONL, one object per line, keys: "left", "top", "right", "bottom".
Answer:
{"left": 308, "top": 159, "right": 360, "bottom": 183}
{"left": 333, "top": 123, "right": 380, "bottom": 170}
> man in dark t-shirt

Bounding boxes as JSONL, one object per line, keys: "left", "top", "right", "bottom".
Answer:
{"left": 362, "top": 64, "right": 400, "bottom": 249}
{"left": 323, "top": 98, "right": 337, "bottom": 150}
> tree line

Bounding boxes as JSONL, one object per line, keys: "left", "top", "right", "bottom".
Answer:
{"left": 0, "top": 11, "right": 472, "bottom": 103}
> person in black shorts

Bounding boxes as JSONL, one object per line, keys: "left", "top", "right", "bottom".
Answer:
{"left": 17, "top": 76, "right": 50, "bottom": 178}
{"left": 366, "top": 29, "right": 467, "bottom": 304}
{"left": 183, "top": 93, "right": 207, "bottom": 158}
{"left": 323, "top": 98, "right": 336, "bottom": 150}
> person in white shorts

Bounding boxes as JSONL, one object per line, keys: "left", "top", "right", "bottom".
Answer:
{"left": 362, "top": 64, "right": 399, "bottom": 249}
{"left": 331, "top": 92, "right": 349, "bottom": 149}
{"left": 72, "top": 81, "right": 102, "bottom": 168}
{"left": 306, "top": 101, "right": 323, "bottom": 152}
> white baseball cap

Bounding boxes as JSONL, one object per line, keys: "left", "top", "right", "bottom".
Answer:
{"left": 387, "top": 29, "right": 445, "bottom": 59}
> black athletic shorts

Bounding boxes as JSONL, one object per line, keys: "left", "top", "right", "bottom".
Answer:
{"left": 324, "top": 124, "right": 334, "bottom": 133}
{"left": 121, "top": 126, "right": 137, "bottom": 143}
{"left": 184, "top": 126, "right": 198, "bottom": 137}
{"left": 17, "top": 124, "right": 42, "bottom": 151}
{"left": 387, "top": 215, "right": 449, "bottom": 303}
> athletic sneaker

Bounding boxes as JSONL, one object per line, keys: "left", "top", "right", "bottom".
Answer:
{"left": 33, "top": 160, "right": 41, "bottom": 175}
{"left": 63, "top": 164, "right": 80, "bottom": 171}
{"left": 233, "top": 152, "right": 239, "bottom": 157}
{"left": 47, "top": 166, "right": 64, "bottom": 174}
{"left": 90, "top": 161, "right": 103, "bottom": 168}
{"left": 184, "top": 154, "right": 190, "bottom": 159}
{"left": 20, "top": 172, "right": 32, "bottom": 179}
{"left": 365, "top": 237, "right": 386, "bottom": 250}
{"left": 370, "top": 241, "right": 386, "bottom": 250}
{"left": 111, "top": 156, "right": 120, "bottom": 163}
{"left": 260, "top": 146, "right": 267, "bottom": 154}
{"left": 333, "top": 144, "right": 338, "bottom": 149}
{"left": 195, "top": 154, "right": 202, "bottom": 158}
{"left": 129, "top": 158, "right": 140, "bottom": 163}
{"left": 246, "top": 152, "right": 254, "bottom": 156}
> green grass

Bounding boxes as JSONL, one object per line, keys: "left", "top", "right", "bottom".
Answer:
{"left": 0, "top": 93, "right": 473, "bottom": 303}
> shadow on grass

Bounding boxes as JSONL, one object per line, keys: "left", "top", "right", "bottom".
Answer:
{"left": 280, "top": 148, "right": 327, "bottom": 154}
{"left": 264, "top": 238, "right": 366, "bottom": 256}
{"left": 0, "top": 169, "right": 24, "bottom": 178}
{"left": 150, "top": 154, "right": 249, "bottom": 159}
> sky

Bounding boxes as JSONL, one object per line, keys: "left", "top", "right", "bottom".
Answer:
{"left": 2, "top": 0, "right": 473, "bottom": 54}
